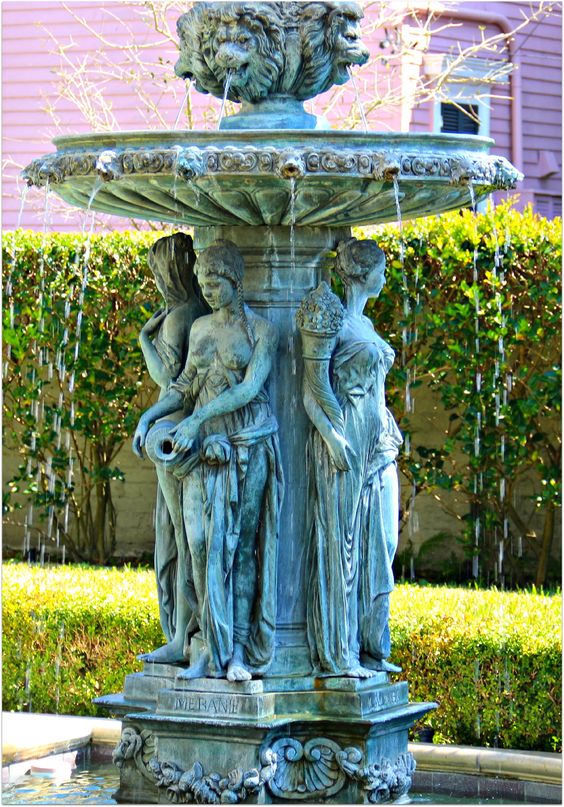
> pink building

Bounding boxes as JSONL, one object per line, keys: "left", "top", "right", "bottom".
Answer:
{"left": 2, "top": 1, "right": 561, "bottom": 230}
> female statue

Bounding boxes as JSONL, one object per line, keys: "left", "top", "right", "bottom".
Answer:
{"left": 133, "top": 240, "right": 283, "bottom": 682}
{"left": 137, "top": 232, "right": 207, "bottom": 661}
{"left": 298, "top": 238, "right": 402, "bottom": 677}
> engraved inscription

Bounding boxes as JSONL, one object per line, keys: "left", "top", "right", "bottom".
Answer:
{"left": 363, "top": 686, "right": 404, "bottom": 713}
{"left": 173, "top": 695, "right": 240, "bottom": 715}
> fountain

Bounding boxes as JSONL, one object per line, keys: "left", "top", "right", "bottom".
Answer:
{"left": 23, "top": 2, "right": 522, "bottom": 804}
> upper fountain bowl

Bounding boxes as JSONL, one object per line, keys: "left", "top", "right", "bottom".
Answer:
{"left": 22, "top": 1, "right": 523, "bottom": 228}
{"left": 22, "top": 129, "right": 522, "bottom": 228}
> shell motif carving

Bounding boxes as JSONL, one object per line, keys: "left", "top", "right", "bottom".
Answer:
{"left": 266, "top": 738, "right": 416, "bottom": 804}
{"left": 268, "top": 737, "right": 356, "bottom": 799}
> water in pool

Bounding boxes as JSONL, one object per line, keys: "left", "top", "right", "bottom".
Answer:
{"left": 2, "top": 760, "right": 526, "bottom": 805}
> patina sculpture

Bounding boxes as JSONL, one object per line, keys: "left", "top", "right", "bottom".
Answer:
{"left": 175, "top": 1, "right": 369, "bottom": 129}
{"left": 297, "top": 240, "right": 403, "bottom": 679}
{"left": 138, "top": 233, "right": 205, "bottom": 660}
{"left": 23, "top": 0, "right": 523, "bottom": 801}
{"left": 134, "top": 240, "right": 283, "bottom": 682}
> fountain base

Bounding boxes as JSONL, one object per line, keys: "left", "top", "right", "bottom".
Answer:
{"left": 220, "top": 97, "right": 321, "bottom": 130}
{"left": 98, "top": 665, "right": 436, "bottom": 804}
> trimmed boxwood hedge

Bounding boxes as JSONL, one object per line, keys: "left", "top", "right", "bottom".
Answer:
{"left": 391, "top": 584, "right": 561, "bottom": 752}
{"left": 2, "top": 562, "right": 161, "bottom": 717}
{"left": 2, "top": 562, "right": 560, "bottom": 751}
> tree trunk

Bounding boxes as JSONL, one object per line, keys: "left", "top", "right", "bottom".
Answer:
{"left": 93, "top": 478, "right": 116, "bottom": 564}
{"left": 535, "top": 502, "right": 555, "bottom": 588}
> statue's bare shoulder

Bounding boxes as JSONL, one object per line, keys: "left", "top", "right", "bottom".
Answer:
{"left": 247, "top": 307, "right": 278, "bottom": 349}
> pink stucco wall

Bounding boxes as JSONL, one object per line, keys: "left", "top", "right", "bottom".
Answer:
{"left": 2, "top": 1, "right": 561, "bottom": 231}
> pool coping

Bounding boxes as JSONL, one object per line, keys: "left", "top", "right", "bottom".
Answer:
{"left": 2, "top": 711, "right": 562, "bottom": 788}
{"left": 2, "top": 712, "right": 120, "bottom": 766}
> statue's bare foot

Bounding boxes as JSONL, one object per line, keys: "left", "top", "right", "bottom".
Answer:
{"left": 361, "top": 655, "right": 402, "bottom": 673}
{"left": 346, "top": 665, "right": 378, "bottom": 679}
{"left": 227, "top": 661, "right": 252, "bottom": 682}
{"left": 138, "top": 639, "right": 186, "bottom": 664}
{"left": 227, "top": 643, "right": 252, "bottom": 682}
{"left": 374, "top": 659, "right": 402, "bottom": 673}
{"left": 177, "top": 652, "right": 209, "bottom": 680}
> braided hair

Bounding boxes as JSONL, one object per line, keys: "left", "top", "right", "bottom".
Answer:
{"left": 334, "top": 237, "right": 385, "bottom": 286}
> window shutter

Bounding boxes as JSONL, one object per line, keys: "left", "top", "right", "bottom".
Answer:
{"left": 441, "top": 103, "right": 480, "bottom": 135}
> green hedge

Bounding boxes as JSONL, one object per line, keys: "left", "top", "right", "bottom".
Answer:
{"left": 2, "top": 230, "right": 161, "bottom": 563}
{"left": 2, "top": 562, "right": 560, "bottom": 751}
{"left": 370, "top": 204, "right": 561, "bottom": 588}
{"left": 3, "top": 207, "right": 560, "bottom": 581}
{"left": 2, "top": 561, "right": 161, "bottom": 716}
{"left": 391, "top": 583, "right": 561, "bottom": 752}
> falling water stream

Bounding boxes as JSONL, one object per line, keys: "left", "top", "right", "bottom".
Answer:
{"left": 218, "top": 71, "right": 234, "bottom": 129}
{"left": 173, "top": 79, "right": 191, "bottom": 130}
{"left": 392, "top": 177, "right": 414, "bottom": 451}
{"left": 392, "top": 176, "right": 423, "bottom": 574}
{"left": 20, "top": 180, "right": 102, "bottom": 566}
{"left": 22, "top": 185, "right": 53, "bottom": 561}
{"left": 346, "top": 66, "right": 368, "bottom": 132}
{"left": 288, "top": 177, "right": 298, "bottom": 377}
{"left": 467, "top": 182, "right": 482, "bottom": 580}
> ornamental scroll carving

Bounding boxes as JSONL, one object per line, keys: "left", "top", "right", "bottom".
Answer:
{"left": 113, "top": 727, "right": 415, "bottom": 804}
{"left": 113, "top": 726, "right": 277, "bottom": 804}
{"left": 267, "top": 737, "right": 416, "bottom": 803}
{"left": 22, "top": 145, "right": 522, "bottom": 189}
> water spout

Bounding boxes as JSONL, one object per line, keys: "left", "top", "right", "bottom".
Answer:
{"left": 95, "top": 151, "right": 121, "bottom": 182}
{"left": 218, "top": 70, "right": 234, "bottom": 129}
{"left": 347, "top": 66, "right": 368, "bottom": 132}
{"left": 174, "top": 79, "right": 192, "bottom": 130}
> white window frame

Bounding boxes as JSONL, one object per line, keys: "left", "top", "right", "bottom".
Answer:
{"left": 434, "top": 88, "right": 491, "bottom": 138}
{"left": 423, "top": 55, "right": 511, "bottom": 138}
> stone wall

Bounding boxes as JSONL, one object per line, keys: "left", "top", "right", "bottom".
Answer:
{"left": 3, "top": 384, "right": 560, "bottom": 578}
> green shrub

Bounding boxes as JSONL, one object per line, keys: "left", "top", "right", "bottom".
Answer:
{"left": 392, "top": 582, "right": 562, "bottom": 752}
{"left": 3, "top": 230, "right": 162, "bottom": 563}
{"left": 369, "top": 203, "right": 562, "bottom": 588}
{"left": 2, "top": 563, "right": 560, "bottom": 751}
{"left": 1, "top": 561, "right": 161, "bottom": 716}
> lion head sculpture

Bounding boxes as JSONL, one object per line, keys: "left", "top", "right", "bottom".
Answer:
{"left": 175, "top": 2, "right": 287, "bottom": 104}
{"left": 297, "top": 2, "right": 369, "bottom": 100}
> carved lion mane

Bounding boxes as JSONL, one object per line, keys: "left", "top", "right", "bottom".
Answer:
{"left": 298, "top": 2, "right": 368, "bottom": 100}
{"left": 175, "top": 2, "right": 286, "bottom": 104}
